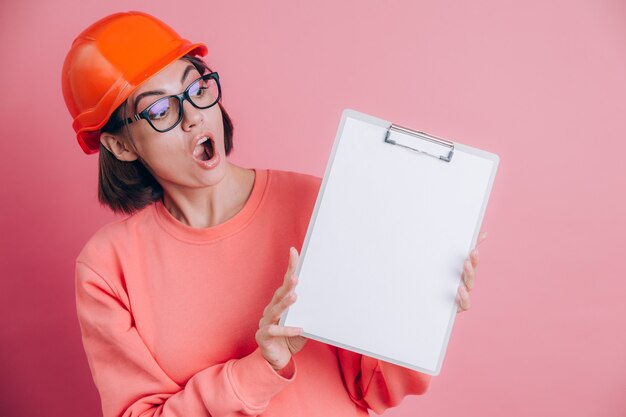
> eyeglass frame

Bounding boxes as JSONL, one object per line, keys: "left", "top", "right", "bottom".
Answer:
{"left": 110, "top": 72, "right": 222, "bottom": 133}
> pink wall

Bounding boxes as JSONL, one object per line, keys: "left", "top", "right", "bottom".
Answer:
{"left": 1, "top": 1, "right": 625, "bottom": 416}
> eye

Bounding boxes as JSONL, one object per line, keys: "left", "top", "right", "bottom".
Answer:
{"left": 147, "top": 98, "right": 171, "bottom": 120}
{"left": 189, "top": 80, "right": 208, "bottom": 98}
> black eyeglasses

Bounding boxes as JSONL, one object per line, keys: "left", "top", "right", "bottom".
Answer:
{"left": 112, "top": 72, "right": 221, "bottom": 133}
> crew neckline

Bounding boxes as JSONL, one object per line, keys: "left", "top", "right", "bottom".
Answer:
{"left": 153, "top": 168, "right": 269, "bottom": 244}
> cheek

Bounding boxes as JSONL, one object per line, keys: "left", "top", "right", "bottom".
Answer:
{"left": 210, "top": 108, "right": 226, "bottom": 147}
{"left": 133, "top": 134, "right": 183, "bottom": 173}
{"left": 138, "top": 149, "right": 186, "bottom": 184}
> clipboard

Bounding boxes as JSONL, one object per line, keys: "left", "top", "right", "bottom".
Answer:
{"left": 281, "top": 109, "right": 499, "bottom": 375}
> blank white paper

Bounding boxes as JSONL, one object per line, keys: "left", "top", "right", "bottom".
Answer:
{"left": 282, "top": 110, "right": 499, "bottom": 375}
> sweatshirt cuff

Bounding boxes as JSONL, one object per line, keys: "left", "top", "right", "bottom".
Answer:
{"left": 229, "top": 348, "right": 296, "bottom": 409}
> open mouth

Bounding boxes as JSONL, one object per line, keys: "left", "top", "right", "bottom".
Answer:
{"left": 193, "top": 136, "right": 215, "bottom": 161}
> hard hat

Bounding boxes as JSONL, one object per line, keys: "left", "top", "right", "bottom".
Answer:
{"left": 62, "top": 11, "right": 208, "bottom": 154}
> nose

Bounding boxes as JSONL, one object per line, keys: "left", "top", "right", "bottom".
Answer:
{"left": 181, "top": 98, "right": 204, "bottom": 131}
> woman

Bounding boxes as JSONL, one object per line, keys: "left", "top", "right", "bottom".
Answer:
{"left": 63, "top": 11, "right": 484, "bottom": 417}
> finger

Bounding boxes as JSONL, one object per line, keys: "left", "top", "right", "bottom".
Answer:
{"left": 284, "top": 247, "right": 299, "bottom": 282}
{"left": 271, "top": 273, "right": 298, "bottom": 306}
{"left": 270, "top": 291, "right": 298, "bottom": 322}
{"left": 271, "top": 248, "right": 300, "bottom": 304}
{"left": 469, "top": 232, "right": 487, "bottom": 268}
{"left": 470, "top": 248, "right": 479, "bottom": 269}
{"left": 262, "top": 291, "right": 298, "bottom": 327}
{"left": 269, "top": 249, "right": 299, "bottom": 305}
{"left": 264, "top": 324, "right": 303, "bottom": 338}
{"left": 263, "top": 284, "right": 293, "bottom": 318}
{"left": 255, "top": 325, "right": 303, "bottom": 348}
{"left": 463, "top": 259, "right": 475, "bottom": 291}
{"left": 456, "top": 284, "right": 471, "bottom": 312}
{"left": 476, "top": 231, "right": 488, "bottom": 246}
{"left": 259, "top": 293, "right": 296, "bottom": 328}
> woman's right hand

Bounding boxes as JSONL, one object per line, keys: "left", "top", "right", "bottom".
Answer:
{"left": 255, "top": 247, "right": 307, "bottom": 372}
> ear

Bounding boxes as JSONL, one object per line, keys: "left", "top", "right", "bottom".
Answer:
{"left": 100, "top": 132, "right": 139, "bottom": 162}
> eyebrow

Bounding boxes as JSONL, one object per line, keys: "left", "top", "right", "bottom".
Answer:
{"left": 133, "top": 65, "right": 198, "bottom": 113}
{"left": 180, "top": 65, "right": 196, "bottom": 85}
{"left": 134, "top": 90, "right": 166, "bottom": 113}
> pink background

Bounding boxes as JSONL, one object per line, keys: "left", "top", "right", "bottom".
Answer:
{"left": 1, "top": 1, "right": 625, "bottom": 416}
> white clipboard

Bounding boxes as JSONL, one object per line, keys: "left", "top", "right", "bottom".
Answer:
{"left": 281, "top": 109, "right": 499, "bottom": 375}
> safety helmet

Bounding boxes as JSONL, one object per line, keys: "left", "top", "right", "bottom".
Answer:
{"left": 62, "top": 11, "right": 208, "bottom": 154}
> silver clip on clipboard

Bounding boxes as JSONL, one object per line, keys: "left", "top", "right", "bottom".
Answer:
{"left": 385, "top": 124, "right": 455, "bottom": 162}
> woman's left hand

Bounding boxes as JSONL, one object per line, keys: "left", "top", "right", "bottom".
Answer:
{"left": 456, "top": 231, "right": 488, "bottom": 313}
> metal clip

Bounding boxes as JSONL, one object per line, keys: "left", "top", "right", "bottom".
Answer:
{"left": 384, "top": 124, "right": 454, "bottom": 162}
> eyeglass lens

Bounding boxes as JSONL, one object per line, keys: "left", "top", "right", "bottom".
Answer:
{"left": 146, "top": 76, "right": 220, "bottom": 131}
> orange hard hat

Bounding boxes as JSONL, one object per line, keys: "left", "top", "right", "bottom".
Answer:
{"left": 62, "top": 11, "right": 208, "bottom": 154}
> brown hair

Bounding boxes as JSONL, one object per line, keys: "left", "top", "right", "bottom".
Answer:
{"left": 98, "top": 56, "right": 234, "bottom": 214}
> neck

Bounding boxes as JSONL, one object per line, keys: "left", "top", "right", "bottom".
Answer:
{"left": 160, "top": 163, "right": 256, "bottom": 228}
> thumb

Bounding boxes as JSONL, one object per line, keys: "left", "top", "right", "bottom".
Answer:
{"left": 287, "top": 247, "right": 299, "bottom": 276}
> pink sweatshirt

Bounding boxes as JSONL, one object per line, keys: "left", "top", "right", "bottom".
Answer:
{"left": 75, "top": 168, "right": 430, "bottom": 417}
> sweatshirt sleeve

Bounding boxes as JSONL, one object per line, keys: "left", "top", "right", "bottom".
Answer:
{"left": 336, "top": 348, "right": 431, "bottom": 415}
{"left": 75, "top": 261, "right": 295, "bottom": 417}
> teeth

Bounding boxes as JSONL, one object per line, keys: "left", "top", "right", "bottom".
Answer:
{"left": 197, "top": 136, "right": 208, "bottom": 145}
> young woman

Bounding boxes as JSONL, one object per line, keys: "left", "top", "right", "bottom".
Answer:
{"left": 63, "top": 11, "right": 484, "bottom": 417}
